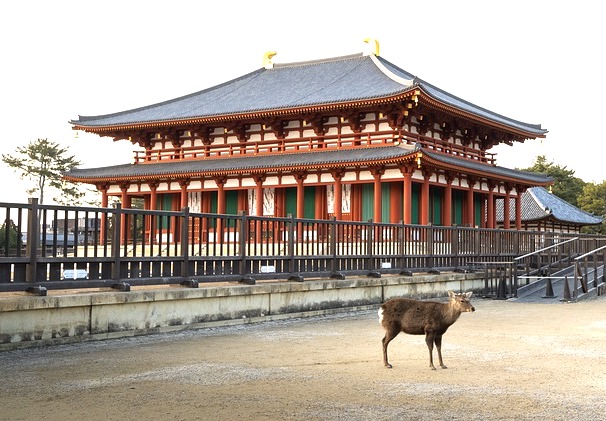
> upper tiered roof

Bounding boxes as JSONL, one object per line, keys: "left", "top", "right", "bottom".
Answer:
{"left": 70, "top": 52, "right": 547, "bottom": 139}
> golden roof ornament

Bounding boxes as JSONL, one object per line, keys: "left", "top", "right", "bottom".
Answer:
{"left": 363, "top": 38, "right": 380, "bottom": 56}
{"left": 263, "top": 51, "right": 277, "bottom": 69}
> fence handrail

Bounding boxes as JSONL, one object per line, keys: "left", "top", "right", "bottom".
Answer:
{"left": 514, "top": 237, "right": 579, "bottom": 261}
{"left": 575, "top": 244, "right": 606, "bottom": 261}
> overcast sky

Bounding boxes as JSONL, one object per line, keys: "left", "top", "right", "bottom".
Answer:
{"left": 1, "top": 0, "right": 603, "bottom": 204}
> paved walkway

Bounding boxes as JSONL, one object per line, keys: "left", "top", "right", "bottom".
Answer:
{"left": 1, "top": 297, "right": 606, "bottom": 421}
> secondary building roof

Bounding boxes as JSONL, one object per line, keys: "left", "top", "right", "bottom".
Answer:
{"left": 70, "top": 52, "right": 547, "bottom": 138}
{"left": 497, "top": 187, "right": 603, "bottom": 226}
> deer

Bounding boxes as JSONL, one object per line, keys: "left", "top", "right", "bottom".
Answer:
{"left": 378, "top": 291, "right": 475, "bottom": 370}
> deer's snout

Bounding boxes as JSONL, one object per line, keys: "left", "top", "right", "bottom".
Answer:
{"left": 469, "top": 306, "right": 475, "bottom": 312}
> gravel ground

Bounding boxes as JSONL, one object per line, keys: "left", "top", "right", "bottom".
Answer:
{"left": 1, "top": 295, "right": 605, "bottom": 421}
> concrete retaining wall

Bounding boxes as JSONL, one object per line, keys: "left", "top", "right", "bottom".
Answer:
{"left": 0, "top": 272, "right": 485, "bottom": 351}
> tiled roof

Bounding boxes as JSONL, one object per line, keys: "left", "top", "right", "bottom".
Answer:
{"left": 70, "top": 53, "right": 546, "bottom": 137}
{"left": 421, "top": 150, "right": 551, "bottom": 185}
{"left": 64, "top": 145, "right": 417, "bottom": 181}
{"left": 63, "top": 145, "right": 552, "bottom": 185}
{"left": 376, "top": 57, "right": 545, "bottom": 135}
{"left": 496, "top": 187, "right": 603, "bottom": 225}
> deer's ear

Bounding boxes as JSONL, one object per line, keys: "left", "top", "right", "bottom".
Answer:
{"left": 465, "top": 291, "right": 473, "bottom": 299}
{"left": 448, "top": 290, "right": 455, "bottom": 298}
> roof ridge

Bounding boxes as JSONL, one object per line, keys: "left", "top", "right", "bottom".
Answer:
{"left": 368, "top": 54, "right": 413, "bottom": 87}
{"left": 272, "top": 53, "right": 365, "bottom": 69}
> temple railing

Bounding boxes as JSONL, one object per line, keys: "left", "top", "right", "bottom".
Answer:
{"left": 1, "top": 199, "right": 601, "bottom": 294}
{"left": 133, "top": 130, "right": 495, "bottom": 164}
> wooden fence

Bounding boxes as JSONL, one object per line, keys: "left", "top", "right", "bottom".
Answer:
{"left": 1, "top": 199, "right": 605, "bottom": 294}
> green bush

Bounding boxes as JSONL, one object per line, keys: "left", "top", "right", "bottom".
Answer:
{"left": 0, "top": 220, "right": 21, "bottom": 252}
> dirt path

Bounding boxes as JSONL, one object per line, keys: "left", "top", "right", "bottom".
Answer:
{"left": 1, "top": 296, "right": 606, "bottom": 421}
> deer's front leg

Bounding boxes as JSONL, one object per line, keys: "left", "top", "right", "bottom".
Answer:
{"left": 435, "top": 334, "right": 447, "bottom": 369}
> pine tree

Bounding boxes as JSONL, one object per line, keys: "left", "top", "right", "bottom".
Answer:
{"left": 2, "top": 138, "right": 83, "bottom": 205}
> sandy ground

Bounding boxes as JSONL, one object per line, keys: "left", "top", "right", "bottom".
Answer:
{"left": 1, "top": 295, "right": 606, "bottom": 421}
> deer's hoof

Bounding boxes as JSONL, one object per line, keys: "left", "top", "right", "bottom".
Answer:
{"left": 441, "top": 365, "right": 448, "bottom": 369}
{"left": 430, "top": 366, "right": 437, "bottom": 370}
{"left": 385, "top": 363, "right": 393, "bottom": 369}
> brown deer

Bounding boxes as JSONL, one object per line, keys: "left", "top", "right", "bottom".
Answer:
{"left": 378, "top": 291, "right": 475, "bottom": 370}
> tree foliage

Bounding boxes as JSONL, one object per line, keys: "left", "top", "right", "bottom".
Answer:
{"left": 577, "top": 182, "right": 606, "bottom": 234}
{"left": 518, "top": 155, "right": 585, "bottom": 207}
{"left": 519, "top": 155, "right": 606, "bottom": 234}
{"left": 2, "top": 138, "right": 83, "bottom": 205}
{"left": 0, "top": 219, "right": 21, "bottom": 253}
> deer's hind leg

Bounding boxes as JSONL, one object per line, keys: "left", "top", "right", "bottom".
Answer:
{"left": 381, "top": 323, "right": 401, "bottom": 368}
{"left": 424, "top": 331, "right": 437, "bottom": 370}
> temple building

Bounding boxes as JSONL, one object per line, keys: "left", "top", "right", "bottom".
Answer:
{"left": 66, "top": 40, "right": 554, "bottom": 232}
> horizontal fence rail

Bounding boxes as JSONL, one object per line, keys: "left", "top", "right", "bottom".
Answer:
{"left": 1, "top": 199, "right": 605, "bottom": 294}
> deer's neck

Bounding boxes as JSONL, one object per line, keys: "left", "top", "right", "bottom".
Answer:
{"left": 443, "top": 303, "right": 461, "bottom": 323}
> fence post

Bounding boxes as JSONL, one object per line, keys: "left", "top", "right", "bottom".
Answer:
{"left": 512, "top": 260, "right": 519, "bottom": 296}
{"left": 26, "top": 198, "right": 39, "bottom": 283}
{"left": 427, "top": 224, "right": 435, "bottom": 270}
{"left": 398, "top": 221, "right": 405, "bottom": 271}
{"left": 451, "top": 226, "right": 459, "bottom": 269}
{"left": 287, "top": 214, "right": 295, "bottom": 274}
{"left": 238, "top": 211, "right": 248, "bottom": 278}
{"left": 366, "top": 219, "right": 378, "bottom": 275}
{"left": 180, "top": 207, "right": 190, "bottom": 278}
{"left": 329, "top": 216, "right": 337, "bottom": 274}
{"left": 111, "top": 204, "right": 122, "bottom": 281}
{"left": 573, "top": 260, "right": 579, "bottom": 300}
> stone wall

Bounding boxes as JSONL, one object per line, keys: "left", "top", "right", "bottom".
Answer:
{"left": 0, "top": 272, "right": 484, "bottom": 351}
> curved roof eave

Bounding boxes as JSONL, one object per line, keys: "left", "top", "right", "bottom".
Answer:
{"left": 63, "top": 145, "right": 552, "bottom": 188}
{"left": 374, "top": 56, "right": 547, "bottom": 138}
{"left": 62, "top": 145, "right": 419, "bottom": 184}
{"left": 414, "top": 83, "right": 547, "bottom": 138}
{"left": 420, "top": 150, "right": 553, "bottom": 185}
{"left": 70, "top": 92, "right": 416, "bottom": 133}
{"left": 527, "top": 187, "right": 603, "bottom": 225}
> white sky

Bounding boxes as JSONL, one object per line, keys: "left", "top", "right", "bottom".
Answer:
{"left": 1, "top": 0, "right": 604, "bottom": 204}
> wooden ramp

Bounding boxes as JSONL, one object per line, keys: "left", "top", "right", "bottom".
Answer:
{"left": 513, "top": 265, "right": 605, "bottom": 303}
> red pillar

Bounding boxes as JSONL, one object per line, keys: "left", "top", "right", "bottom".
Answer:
{"left": 466, "top": 178, "right": 475, "bottom": 227}
{"left": 515, "top": 189, "right": 523, "bottom": 230}
{"left": 215, "top": 177, "right": 226, "bottom": 215}
{"left": 487, "top": 183, "right": 495, "bottom": 229}
{"left": 420, "top": 172, "right": 430, "bottom": 225}
{"left": 503, "top": 189, "right": 511, "bottom": 229}
{"left": 294, "top": 172, "right": 307, "bottom": 219}
{"left": 179, "top": 180, "right": 189, "bottom": 209}
{"left": 254, "top": 180, "right": 264, "bottom": 217}
{"left": 214, "top": 177, "right": 227, "bottom": 242}
{"left": 401, "top": 167, "right": 413, "bottom": 224}
{"left": 442, "top": 177, "right": 452, "bottom": 227}
{"left": 120, "top": 184, "right": 129, "bottom": 209}
{"left": 371, "top": 167, "right": 384, "bottom": 222}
